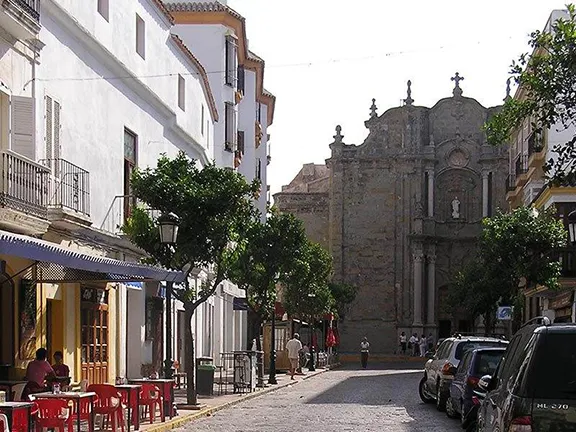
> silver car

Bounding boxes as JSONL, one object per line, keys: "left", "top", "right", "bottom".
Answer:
{"left": 418, "top": 335, "right": 508, "bottom": 411}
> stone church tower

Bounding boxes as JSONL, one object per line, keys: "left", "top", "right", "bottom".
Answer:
{"left": 274, "top": 75, "right": 509, "bottom": 353}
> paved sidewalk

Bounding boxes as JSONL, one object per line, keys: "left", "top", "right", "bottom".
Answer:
{"left": 139, "top": 367, "right": 335, "bottom": 432}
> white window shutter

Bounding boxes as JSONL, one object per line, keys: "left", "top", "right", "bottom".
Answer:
{"left": 53, "top": 101, "right": 61, "bottom": 161}
{"left": 11, "top": 96, "right": 35, "bottom": 160}
{"left": 45, "top": 96, "right": 53, "bottom": 160}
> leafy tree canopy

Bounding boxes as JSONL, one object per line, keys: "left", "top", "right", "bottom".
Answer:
{"left": 283, "top": 241, "right": 335, "bottom": 319}
{"left": 328, "top": 282, "right": 358, "bottom": 319}
{"left": 485, "top": 4, "right": 576, "bottom": 183}
{"left": 123, "top": 151, "right": 260, "bottom": 307}
{"left": 228, "top": 209, "right": 309, "bottom": 318}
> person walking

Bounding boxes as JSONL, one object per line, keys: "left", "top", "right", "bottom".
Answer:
{"left": 419, "top": 334, "right": 427, "bottom": 357}
{"left": 409, "top": 333, "right": 418, "bottom": 356}
{"left": 399, "top": 331, "right": 407, "bottom": 355}
{"left": 286, "top": 333, "right": 303, "bottom": 380}
{"left": 360, "top": 337, "right": 370, "bottom": 369}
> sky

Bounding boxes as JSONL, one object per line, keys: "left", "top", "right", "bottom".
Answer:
{"left": 226, "top": 0, "right": 569, "bottom": 198}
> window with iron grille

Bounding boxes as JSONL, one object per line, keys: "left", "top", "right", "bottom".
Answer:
{"left": 225, "top": 36, "right": 238, "bottom": 87}
{"left": 237, "top": 130, "right": 245, "bottom": 155}
{"left": 224, "top": 102, "right": 236, "bottom": 152}
{"left": 256, "top": 158, "right": 262, "bottom": 181}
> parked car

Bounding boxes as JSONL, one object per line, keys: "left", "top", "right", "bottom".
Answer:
{"left": 477, "top": 317, "right": 576, "bottom": 431}
{"left": 446, "top": 347, "right": 506, "bottom": 428}
{"left": 418, "top": 335, "right": 508, "bottom": 411}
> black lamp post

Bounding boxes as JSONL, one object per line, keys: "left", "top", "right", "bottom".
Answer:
{"left": 308, "top": 293, "right": 316, "bottom": 372}
{"left": 568, "top": 210, "right": 576, "bottom": 245}
{"left": 268, "top": 302, "right": 278, "bottom": 384}
{"left": 158, "top": 212, "right": 180, "bottom": 380}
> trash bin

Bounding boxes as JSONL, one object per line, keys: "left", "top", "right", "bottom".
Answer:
{"left": 196, "top": 357, "right": 215, "bottom": 396}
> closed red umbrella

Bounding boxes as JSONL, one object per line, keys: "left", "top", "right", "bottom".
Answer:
{"left": 334, "top": 327, "right": 340, "bottom": 346}
{"left": 326, "top": 327, "right": 336, "bottom": 347}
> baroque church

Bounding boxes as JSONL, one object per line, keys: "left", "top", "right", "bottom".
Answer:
{"left": 274, "top": 75, "right": 509, "bottom": 353}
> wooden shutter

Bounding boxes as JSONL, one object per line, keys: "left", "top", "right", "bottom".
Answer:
{"left": 11, "top": 96, "right": 35, "bottom": 160}
{"left": 45, "top": 96, "right": 53, "bottom": 160}
{"left": 237, "top": 131, "right": 245, "bottom": 155}
{"left": 237, "top": 66, "right": 245, "bottom": 94}
{"left": 53, "top": 101, "right": 61, "bottom": 161}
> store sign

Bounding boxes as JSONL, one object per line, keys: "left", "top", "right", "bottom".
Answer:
{"left": 497, "top": 306, "right": 513, "bottom": 321}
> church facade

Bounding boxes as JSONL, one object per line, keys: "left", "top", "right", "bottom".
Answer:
{"left": 274, "top": 75, "right": 509, "bottom": 353}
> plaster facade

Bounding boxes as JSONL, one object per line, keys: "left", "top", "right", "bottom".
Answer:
{"left": 275, "top": 77, "right": 509, "bottom": 353}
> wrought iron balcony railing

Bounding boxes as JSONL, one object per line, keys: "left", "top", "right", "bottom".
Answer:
{"left": 515, "top": 154, "right": 528, "bottom": 177}
{"left": 12, "top": 0, "right": 40, "bottom": 21}
{"left": 552, "top": 247, "right": 576, "bottom": 279}
{"left": 0, "top": 150, "right": 49, "bottom": 219}
{"left": 39, "top": 158, "right": 91, "bottom": 218}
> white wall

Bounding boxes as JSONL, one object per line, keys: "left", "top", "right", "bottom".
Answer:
{"left": 170, "top": 24, "right": 235, "bottom": 168}
{"left": 37, "top": 1, "right": 215, "bottom": 227}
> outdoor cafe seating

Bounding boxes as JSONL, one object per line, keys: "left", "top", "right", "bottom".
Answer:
{"left": 0, "top": 374, "right": 177, "bottom": 432}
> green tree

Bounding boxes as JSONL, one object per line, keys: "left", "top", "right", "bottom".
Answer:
{"left": 449, "top": 206, "right": 567, "bottom": 331}
{"left": 123, "top": 152, "right": 259, "bottom": 405}
{"left": 283, "top": 241, "right": 335, "bottom": 321}
{"left": 485, "top": 4, "right": 576, "bottom": 183}
{"left": 328, "top": 282, "right": 358, "bottom": 319}
{"left": 228, "top": 210, "right": 309, "bottom": 348}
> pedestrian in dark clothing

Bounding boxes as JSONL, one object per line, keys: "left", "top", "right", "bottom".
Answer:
{"left": 360, "top": 337, "right": 370, "bottom": 369}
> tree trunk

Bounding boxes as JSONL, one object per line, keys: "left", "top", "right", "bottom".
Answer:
{"left": 184, "top": 303, "right": 197, "bottom": 405}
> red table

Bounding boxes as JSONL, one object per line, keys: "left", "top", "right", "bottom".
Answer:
{"left": 0, "top": 401, "right": 34, "bottom": 432}
{"left": 34, "top": 392, "right": 96, "bottom": 432}
{"left": 128, "top": 379, "right": 174, "bottom": 420}
{"left": 116, "top": 384, "right": 141, "bottom": 430}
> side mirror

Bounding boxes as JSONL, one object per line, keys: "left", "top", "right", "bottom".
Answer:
{"left": 425, "top": 351, "right": 435, "bottom": 359}
{"left": 477, "top": 374, "right": 492, "bottom": 391}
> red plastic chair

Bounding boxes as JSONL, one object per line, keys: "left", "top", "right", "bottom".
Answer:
{"left": 33, "top": 399, "right": 70, "bottom": 432}
{"left": 69, "top": 397, "right": 93, "bottom": 432}
{"left": 139, "top": 383, "right": 164, "bottom": 424}
{"left": 87, "top": 384, "right": 124, "bottom": 432}
{"left": 0, "top": 414, "right": 9, "bottom": 432}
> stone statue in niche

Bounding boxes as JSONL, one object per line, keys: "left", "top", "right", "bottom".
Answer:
{"left": 451, "top": 197, "right": 461, "bottom": 219}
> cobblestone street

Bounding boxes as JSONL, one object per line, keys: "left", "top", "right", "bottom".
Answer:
{"left": 177, "top": 363, "right": 461, "bottom": 432}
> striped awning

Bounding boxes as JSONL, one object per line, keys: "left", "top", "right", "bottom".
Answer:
{"left": 0, "top": 230, "right": 185, "bottom": 282}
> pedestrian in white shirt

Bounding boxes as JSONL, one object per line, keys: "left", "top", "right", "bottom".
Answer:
{"left": 409, "top": 333, "right": 418, "bottom": 356}
{"left": 419, "top": 334, "right": 427, "bottom": 357}
{"left": 286, "top": 333, "right": 303, "bottom": 380}
{"left": 360, "top": 337, "right": 370, "bottom": 369}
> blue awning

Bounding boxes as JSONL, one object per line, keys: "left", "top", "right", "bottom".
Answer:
{"left": 125, "top": 281, "right": 144, "bottom": 289}
{"left": 0, "top": 230, "right": 185, "bottom": 282}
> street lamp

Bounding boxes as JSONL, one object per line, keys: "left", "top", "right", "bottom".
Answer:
{"left": 568, "top": 210, "right": 576, "bottom": 244}
{"left": 158, "top": 212, "right": 180, "bottom": 379}
{"left": 308, "top": 293, "right": 316, "bottom": 372}
{"left": 268, "top": 300, "right": 278, "bottom": 385}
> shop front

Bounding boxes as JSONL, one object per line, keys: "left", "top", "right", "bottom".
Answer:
{"left": 0, "top": 230, "right": 184, "bottom": 384}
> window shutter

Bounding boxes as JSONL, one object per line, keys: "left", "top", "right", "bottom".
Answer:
{"left": 45, "top": 96, "right": 53, "bottom": 160}
{"left": 53, "top": 101, "right": 61, "bottom": 161}
{"left": 237, "top": 131, "right": 245, "bottom": 155}
{"left": 237, "top": 66, "right": 245, "bottom": 94}
{"left": 11, "top": 96, "right": 35, "bottom": 160}
{"left": 225, "top": 38, "right": 231, "bottom": 85}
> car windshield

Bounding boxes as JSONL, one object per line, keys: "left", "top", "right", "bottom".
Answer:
{"left": 529, "top": 334, "right": 576, "bottom": 399}
{"left": 455, "top": 341, "right": 506, "bottom": 360}
{"left": 473, "top": 351, "right": 504, "bottom": 376}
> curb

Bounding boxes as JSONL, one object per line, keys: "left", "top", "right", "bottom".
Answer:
{"left": 144, "top": 368, "right": 331, "bottom": 432}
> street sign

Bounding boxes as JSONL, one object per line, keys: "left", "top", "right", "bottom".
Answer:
{"left": 497, "top": 306, "right": 513, "bottom": 320}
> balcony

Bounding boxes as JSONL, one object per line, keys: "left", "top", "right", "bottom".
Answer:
{"left": 100, "top": 195, "right": 136, "bottom": 235}
{"left": 527, "top": 132, "right": 545, "bottom": 168}
{"left": 39, "top": 158, "right": 91, "bottom": 224}
{"left": 0, "top": 150, "right": 49, "bottom": 220}
{"left": 0, "top": 0, "right": 41, "bottom": 40}
{"left": 505, "top": 174, "right": 516, "bottom": 192}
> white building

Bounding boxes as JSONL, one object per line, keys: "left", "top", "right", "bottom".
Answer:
{"left": 0, "top": 0, "right": 221, "bottom": 384}
{"left": 164, "top": 0, "right": 276, "bottom": 362}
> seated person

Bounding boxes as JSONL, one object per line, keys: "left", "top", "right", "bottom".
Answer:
{"left": 52, "top": 351, "right": 70, "bottom": 378}
{"left": 26, "top": 348, "right": 55, "bottom": 388}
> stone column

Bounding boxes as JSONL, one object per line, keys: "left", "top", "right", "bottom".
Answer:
{"left": 413, "top": 246, "right": 424, "bottom": 326}
{"left": 482, "top": 171, "right": 489, "bottom": 217}
{"left": 426, "top": 252, "right": 436, "bottom": 326}
{"left": 427, "top": 169, "right": 434, "bottom": 217}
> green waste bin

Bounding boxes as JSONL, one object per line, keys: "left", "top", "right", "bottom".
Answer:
{"left": 196, "top": 357, "right": 216, "bottom": 396}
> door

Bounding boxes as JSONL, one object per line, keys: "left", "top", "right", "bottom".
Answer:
{"left": 80, "top": 287, "right": 109, "bottom": 384}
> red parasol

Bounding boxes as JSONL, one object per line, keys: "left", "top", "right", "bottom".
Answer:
{"left": 333, "top": 327, "right": 340, "bottom": 346}
{"left": 326, "top": 327, "right": 336, "bottom": 348}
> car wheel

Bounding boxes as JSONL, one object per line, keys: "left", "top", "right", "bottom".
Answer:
{"left": 446, "top": 396, "right": 458, "bottom": 418}
{"left": 419, "top": 376, "right": 434, "bottom": 403}
{"left": 436, "top": 383, "right": 447, "bottom": 411}
{"left": 461, "top": 401, "right": 472, "bottom": 428}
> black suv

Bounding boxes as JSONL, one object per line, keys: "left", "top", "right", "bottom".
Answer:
{"left": 477, "top": 316, "right": 576, "bottom": 431}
